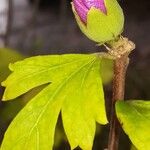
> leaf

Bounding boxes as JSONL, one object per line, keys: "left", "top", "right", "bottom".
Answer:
{"left": 1, "top": 54, "right": 108, "bottom": 150}
{"left": 100, "top": 58, "right": 113, "bottom": 84}
{"left": 0, "top": 48, "right": 24, "bottom": 82}
{"left": 130, "top": 145, "right": 138, "bottom": 150}
{"left": 116, "top": 100, "right": 150, "bottom": 150}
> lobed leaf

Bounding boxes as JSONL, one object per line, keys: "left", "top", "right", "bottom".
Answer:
{"left": 116, "top": 100, "right": 150, "bottom": 150}
{"left": 1, "top": 54, "right": 108, "bottom": 150}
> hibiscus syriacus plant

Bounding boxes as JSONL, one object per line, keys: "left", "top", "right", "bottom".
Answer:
{"left": 0, "top": 0, "right": 150, "bottom": 150}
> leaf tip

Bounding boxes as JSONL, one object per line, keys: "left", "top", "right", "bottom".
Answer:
{"left": 98, "top": 116, "right": 109, "bottom": 125}
{"left": 2, "top": 94, "right": 8, "bottom": 101}
{"left": 104, "top": 119, "right": 109, "bottom": 124}
{"left": 1, "top": 88, "right": 13, "bottom": 101}
{"left": 9, "top": 63, "right": 15, "bottom": 71}
{"left": 1, "top": 81, "right": 6, "bottom": 87}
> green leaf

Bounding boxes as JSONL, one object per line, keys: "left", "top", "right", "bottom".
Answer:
{"left": 116, "top": 100, "right": 150, "bottom": 150}
{"left": 0, "top": 48, "right": 24, "bottom": 82}
{"left": 131, "top": 145, "right": 138, "bottom": 150}
{"left": 100, "top": 58, "right": 113, "bottom": 84}
{"left": 1, "top": 54, "right": 108, "bottom": 150}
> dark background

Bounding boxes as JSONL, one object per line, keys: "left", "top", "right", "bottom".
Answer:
{"left": 0, "top": 0, "right": 150, "bottom": 149}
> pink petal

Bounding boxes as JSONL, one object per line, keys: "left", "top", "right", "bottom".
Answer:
{"left": 73, "top": 0, "right": 89, "bottom": 23}
{"left": 82, "top": 0, "right": 107, "bottom": 14}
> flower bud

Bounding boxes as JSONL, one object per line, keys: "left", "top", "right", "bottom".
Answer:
{"left": 72, "top": 0, "right": 124, "bottom": 43}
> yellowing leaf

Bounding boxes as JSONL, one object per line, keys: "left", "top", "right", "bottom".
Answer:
{"left": 1, "top": 54, "right": 108, "bottom": 150}
{"left": 116, "top": 100, "right": 150, "bottom": 150}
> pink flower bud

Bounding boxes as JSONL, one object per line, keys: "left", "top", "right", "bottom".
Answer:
{"left": 72, "top": 0, "right": 124, "bottom": 43}
{"left": 73, "top": 0, "right": 107, "bottom": 23}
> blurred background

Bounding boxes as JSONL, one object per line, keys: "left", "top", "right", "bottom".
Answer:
{"left": 0, "top": 0, "right": 150, "bottom": 149}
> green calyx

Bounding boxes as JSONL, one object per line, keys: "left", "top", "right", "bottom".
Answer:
{"left": 72, "top": 0, "right": 124, "bottom": 44}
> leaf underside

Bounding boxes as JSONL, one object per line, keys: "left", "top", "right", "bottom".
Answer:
{"left": 1, "top": 54, "right": 108, "bottom": 150}
{"left": 116, "top": 100, "right": 150, "bottom": 150}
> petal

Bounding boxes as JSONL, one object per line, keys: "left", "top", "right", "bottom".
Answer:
{"left": 73, "top": 0, "right": 89, "bottom": 23}
{"left": 82, "top": 0, "right": 107, "bottom": 13}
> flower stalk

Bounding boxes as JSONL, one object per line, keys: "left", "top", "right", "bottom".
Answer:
{"left": 108, "top": 54, "right": 128, "bottom": 150}
{"left": 107, "top": 37, "right": 135, "bottom": 150}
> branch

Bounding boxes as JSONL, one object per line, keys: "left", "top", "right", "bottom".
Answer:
{"left": 107, "top": 37, "right": 135, "bottom": 150}
{"left": 108, "top": 54, "right": 128, "bottom": 150}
